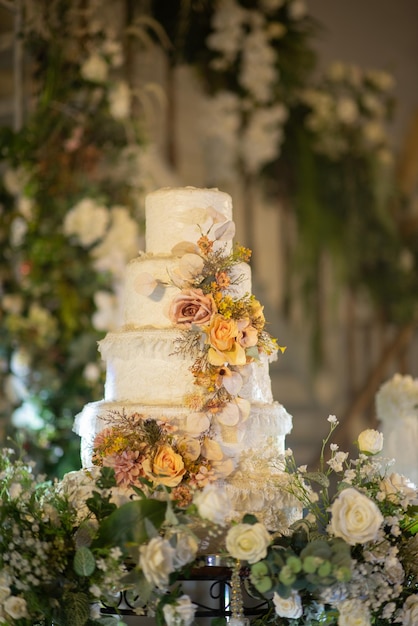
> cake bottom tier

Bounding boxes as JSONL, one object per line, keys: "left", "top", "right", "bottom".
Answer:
{"left": 74, "top": 400, "right": 292, "bottom": 466}
{"left": 74, "top": 400, "right": 298, "bottom": 530}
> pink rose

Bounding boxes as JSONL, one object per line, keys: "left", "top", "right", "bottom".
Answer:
{"left": 169, "top": 288, "right": 216, "bottom": 326}
{"left": 237, "top": 318, "right": 258, "bottom": 348}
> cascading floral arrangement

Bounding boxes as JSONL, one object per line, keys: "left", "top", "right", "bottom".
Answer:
{"left": 91, "top": 211, "right": 285, "bottom": 499}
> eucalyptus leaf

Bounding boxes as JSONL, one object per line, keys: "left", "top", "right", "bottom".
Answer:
{"left": 303, "top": 471, "right": 330, "bottom": 488}
{"left": 74, "top": 546, "right": 96, "bottom": 577}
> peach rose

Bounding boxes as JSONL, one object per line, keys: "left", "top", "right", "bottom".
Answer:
{"left": 169, "top": 288, "right": 216, "bottom": 326}
{"left": 143, "top": 445, "right": 186, "bottom": 487}
{"left": 208, "top": 314, "right": 238, "bottom": 351}
{"left": 207, "top": 314, "right": 246, "bottom": 366}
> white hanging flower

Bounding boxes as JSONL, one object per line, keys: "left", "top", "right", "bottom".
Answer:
{"left": 108, "top": 81, "right": 131, "bottom": 120}
{"left": 80, "top": 52, "right": 109, "bottom": 83}
{"left": 63, "top": 198, "right": 109, "bottom": 247}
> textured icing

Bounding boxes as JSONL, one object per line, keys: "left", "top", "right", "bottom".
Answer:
{"left": 124, "top": 254, "right": 251, "bottom": 328}
{"left": 145, "top": 187, "right": 233, "bottom": 254}
{"left": 100, "top": 329, "right": 275, "bottom": 404}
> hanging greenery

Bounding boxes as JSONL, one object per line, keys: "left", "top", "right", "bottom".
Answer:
{"left": 0, "top": 0, "right": 147, "bottom": 475}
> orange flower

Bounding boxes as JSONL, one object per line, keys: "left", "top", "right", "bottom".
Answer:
{"left": 216, "top": 271, "right": 230, "bottom": 289}
{"left": 207, "top": 314, "right": 237, "bottom": 352}
{"left": 197, "top": 235, "right": 213, "bottom": 255}
{"left": 142, "top": 444, "right": 186, "bottom": 487}
{"left": 206, "top": 314, "right": 246, "bottom": 366}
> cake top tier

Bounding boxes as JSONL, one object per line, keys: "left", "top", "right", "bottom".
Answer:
{"left": 145, "top": 186, "right": 233, "bottom": 254}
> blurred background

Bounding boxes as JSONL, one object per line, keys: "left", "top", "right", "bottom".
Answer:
{"left": 1, "top": 0, "right": 417, "bottom": 480}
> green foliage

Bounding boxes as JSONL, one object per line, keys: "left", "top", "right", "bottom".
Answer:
{"left": 0, "top": 0, "right": 145, "bottom": 475}
{"left": 94, "top": 499, "right": 167, "bottom": 553}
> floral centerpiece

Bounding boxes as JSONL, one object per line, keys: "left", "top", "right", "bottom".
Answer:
{"left": 1, "top": 411, "right": 417, "bottom": 626}
{"left": 246, "top": 417, "right": 418, "bottom": 625}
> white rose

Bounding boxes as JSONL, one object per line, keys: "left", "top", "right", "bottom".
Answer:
{"left": 193, "top": 484, "right": 231, "bottom": 525}
{"left": 4, "top": 596, "right": 28, "bottom": 619}
{"left": 401, "top": 594, "right": 418, "bottom": 626}
{"left": 163, "top": 595, "right": 196, "bottom": 626}
{"left": 81, "top": 52, "right": 108, "bottom": 83}
{"left": 171, "top": 530, "right": 199, "bottom": 568}
{"left": 329, "top": 488, "right": 383, "bottom": 545}
{"left": 139, "top": 536, "right": 175, "bottom": 588}
{"left": 379, "top": 473, "right": 417, "bottom": 505}
{"left": 337, "top": 599, "right": 371, "bottom": 626}
{"left": 225, "top": 522, "right": 271, "bottom": 564}
{"left": 273, "top": 591, "right": 303, "bottom": 619}
{"left": 357, "top": 429, "right": 384, "bottom": 455}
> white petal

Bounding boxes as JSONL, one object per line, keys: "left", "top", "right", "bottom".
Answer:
{"left": 186, "top": 412, "right": 210, "bottom": 435}
{"left": 222, "top": 371, "right": 243, "bottom": 396}
{"left": 206, "top": 206, "right": 227, "bottom": 224}
{"left": 134, "top": 272, "right": 158, "bottom": 296}
{"left": 214, "top": 220, "right": 236, "bottom": 241}
{"left": 202, "top": 438, "right": 224, "bottom": 461}
{"left": 236, "top": 397, "right": 251, "bottom": 421}
{"left": 179, "top": 253, "right": 204, "bottom": 278}
{"left": 178, "top": 207, "right": 210, "bottom": 225}
{"left": 212, "top": 458, "right": 235, "bottom": 478}
{"left": 171, "top": 241, "right": 198, "bottom": 256}
{"left": 216, "top": 403, "right": 240, "bottom": 426}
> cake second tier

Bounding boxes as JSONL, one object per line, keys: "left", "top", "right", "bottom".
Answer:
{"left": 124, "top": 254, "right": 251, "bottom": 328}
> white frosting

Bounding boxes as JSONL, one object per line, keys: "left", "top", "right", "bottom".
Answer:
{"left": 100, "top": 328, "right": 275, "bottom": 404}
{"left": 124, "top": 254, "right": 251, "bottom": 328}
{"left": 145, "top": 187, "right": 233, "bottom": 254}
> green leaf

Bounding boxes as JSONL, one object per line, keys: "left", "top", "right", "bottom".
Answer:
{"left": 86, "top": 491, "right": 117, "bottom": 521}
{"left": 55, "top": 591, "right": 91, "bottom": 626}
{"left": 94, "top": 499, "right": 167, "bottom": 552}
{"left": 241, "top": 513, "right": 259, "bottom": 525}
{"left": 303, "top": 471, "right": 330, "bottom": 489}
{"left": 74, "top": 546, "right": 96, "bottom": 576}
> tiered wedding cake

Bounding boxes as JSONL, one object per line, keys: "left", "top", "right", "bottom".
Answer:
{"left": 74, "top": 187, "right": 297, "bottom": 529}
